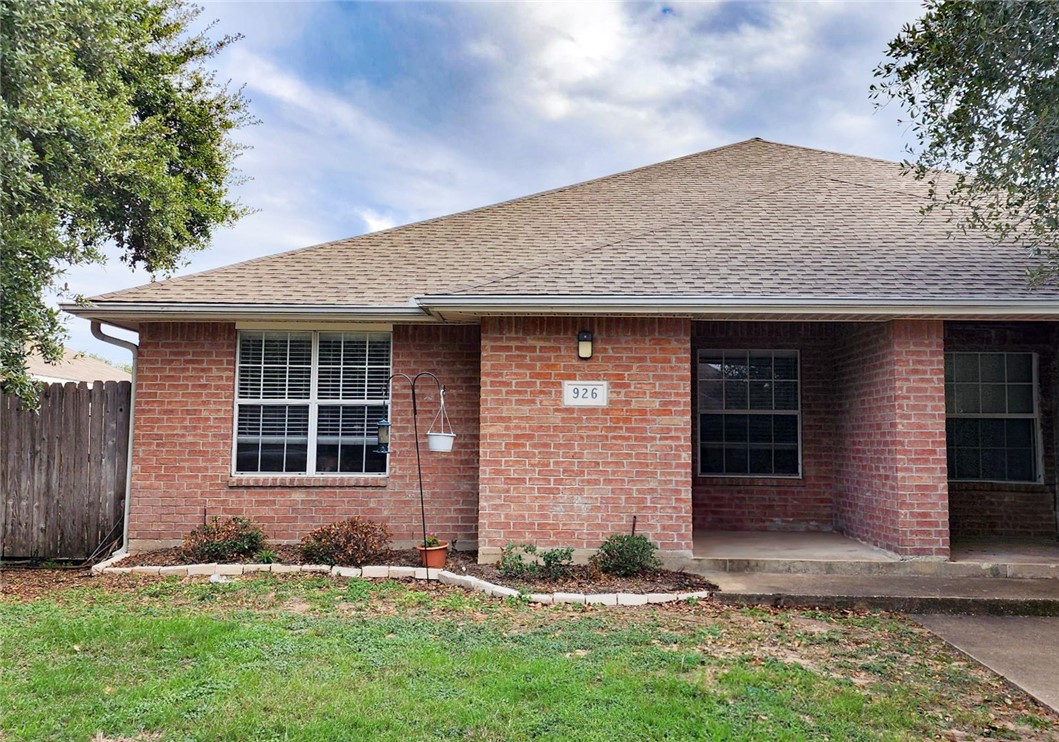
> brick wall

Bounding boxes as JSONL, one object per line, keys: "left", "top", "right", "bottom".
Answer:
{"left": 945, "top": 322, "right": 1058, "bottom": 539}
{"left": 692, "top": 322, "right": 837, "bottom": 532}
{"left": 833, "top": 320, "right": 949, "bottom": 557}
{"left": 477, "top": 317, "right": 693, "bottom": 557}
{"left": 128, "top": 322, "right": 480, "bottom": 551}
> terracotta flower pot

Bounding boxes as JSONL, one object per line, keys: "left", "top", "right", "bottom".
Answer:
{"left": 416, "top": 542, "right": 449, "bottom": 569}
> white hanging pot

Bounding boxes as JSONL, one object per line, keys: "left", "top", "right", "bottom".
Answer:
{"left": 426, "top": 432, "right": 455, "bottom": 452}
{"left": 426, "top": 388, "right": 456, "bottom": 452}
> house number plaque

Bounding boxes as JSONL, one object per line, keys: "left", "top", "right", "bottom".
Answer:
{"left": 563, "top": 381, "right": 608, "bottom": 407}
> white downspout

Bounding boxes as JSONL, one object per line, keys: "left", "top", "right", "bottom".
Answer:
{"left": 91, "top": 320, "right": 138, "bottom": 556}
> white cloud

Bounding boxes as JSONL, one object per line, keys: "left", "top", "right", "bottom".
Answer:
{"left": 358, "top": 209, "right": 398, "bottom": 234}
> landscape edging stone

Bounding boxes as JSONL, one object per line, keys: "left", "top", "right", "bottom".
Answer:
{"left": 98, "top": 559, "right": 705, "bottom": 607}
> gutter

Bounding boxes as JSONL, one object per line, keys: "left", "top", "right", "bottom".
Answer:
{"left": 63, "top": 302, "right": 429, "bottom": 329}
{"left": 414, "top": 294, "right": 1059, "bottom": 318}
{"left": 91, "top": 321, "right": 138, "bottom": 557}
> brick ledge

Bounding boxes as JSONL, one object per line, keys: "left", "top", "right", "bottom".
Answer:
{"left": 227, "top": 475, "right": 388, "bottom": 488}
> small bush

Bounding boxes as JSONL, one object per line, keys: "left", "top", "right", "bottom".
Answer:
{"left": 182, "top": 516, "right": 266, "bottom": 563}
{"left": 497, "top": 543, "right": 574, "bottom": 580}
{"left": 299, "top": 517, "right": 391, "bottom": 566}
{"left": 538, "top": 546, "right": 574, "bottom": 580}
{"left": 591, "top": 534, "right": 662, "bottom": 577}
{"left": 498, "top": 543, "right": 535, "bottom": 579}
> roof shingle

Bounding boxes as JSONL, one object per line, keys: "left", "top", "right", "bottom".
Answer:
{"left": 88, "top": 138, "right": 1059, "bottom": 307}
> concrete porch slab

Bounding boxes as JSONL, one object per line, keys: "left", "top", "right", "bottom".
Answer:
{"left": 952, "top": 537, "right": 1059, "bottom": 566}
{"left": 689, "top": 531, "right": 1059, "bottom": 579}
{"left": 694, "top": 530, "right": 898, "bottom": 562}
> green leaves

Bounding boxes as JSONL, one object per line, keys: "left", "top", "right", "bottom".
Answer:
{"left": 0, "top": 0, "right": 253, "bottom": 398}
{"left": 873, "top": 0, "right": 1059, "bottom": 286}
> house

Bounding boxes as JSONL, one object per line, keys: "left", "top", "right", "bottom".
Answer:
{"left": 26, "top": 349, "right": 132, "bottom": 384}
{"left": 64, "top": 138, "right": 1059, "bottom": 563}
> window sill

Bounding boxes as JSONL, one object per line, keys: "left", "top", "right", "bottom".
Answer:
{"left": 695, "top": 474, "right": 804, "bottom": 485}
{"left": 227, "top": 475, "right": 389, "bottom": 489}
{"left": 948, "top": 479, "right": 1047, "bottom": 492}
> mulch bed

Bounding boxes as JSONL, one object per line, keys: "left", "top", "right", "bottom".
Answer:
{"left": 0, "top": 568, "right": 102, "bottom": 600}
{"left": 443, "top": 553, "right": 715, "bottom": 593}
{"left": 115, "top": 545, "right": 715, "bottom": 594}
{"left": 120, "top": 545, "right": 307, "bottom": 567}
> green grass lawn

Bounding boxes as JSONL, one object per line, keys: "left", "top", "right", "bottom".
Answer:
{"left": 1, "top": 572, "right": 1054, "bottom": 741}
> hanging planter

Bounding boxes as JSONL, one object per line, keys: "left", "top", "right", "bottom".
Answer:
{"left": 426, "top": 389, "right": 456, "bottom": 452}
{"left": 426, "top": 432, "right": 455, "bottom": 452}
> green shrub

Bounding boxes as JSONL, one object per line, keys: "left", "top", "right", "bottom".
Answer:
{"left": 498, "top": 543, "right": 535, "bottom": 579}
{"left": 591, "top": 534, "right": 662, "bottom": 577}
{"left": 497, "top": 543, "right": 574, "bottom": 580}
{"left": 182, "top": 516, "right": 266, "bottom": 563}
{"left": 299, "top": 517, "right": 391, "bottom": 566}
{"left": 538, "top": 546, "right": 574, "bottom": 580}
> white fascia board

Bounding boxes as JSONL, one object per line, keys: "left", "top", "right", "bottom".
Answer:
{"left": 60, "top": 302, "right": 432, "bottom": 326}
{"left": 414, "top": 294, "right": 1059, "bottom": 317}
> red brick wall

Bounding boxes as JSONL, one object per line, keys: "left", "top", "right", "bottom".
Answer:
{"left": 128, "top": 322, "right": 480, "bottom": 550}
{"left": 945, "top": 322, "right": 1058, "bottom": 539}
{"left": 129, "top": 322, "right": 235, "bottom": 547}
{"left": 692, "top": 322, "right": 837, "bottom": 532}
{"left": 477, "top": 317, "right": 693, "bottom": 555}
{"left": 833, "top": 320, "right": 949, "bottom": 557}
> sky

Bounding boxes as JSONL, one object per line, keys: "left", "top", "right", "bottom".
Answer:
{"left": 65, "top": 0, "right": 925, "bottom": 364}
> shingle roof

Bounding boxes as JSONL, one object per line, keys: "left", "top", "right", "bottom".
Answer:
{"left": 26, "top": 350, "right": 131, "bottom": 383}
{"left": 84, "top": 138, "right": 1059, "bottom": 311}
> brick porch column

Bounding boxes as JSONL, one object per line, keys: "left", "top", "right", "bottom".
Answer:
{"left": 835, "top": 319, "right": 949, "bottom": 558}
{"left": 892, "top": 319, "right": 950, "bottom": 556}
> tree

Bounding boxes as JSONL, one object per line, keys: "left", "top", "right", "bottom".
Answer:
{"left": 1, "top": 0, "right": 252, "bottom": 400}
{"left": 872, "top": 0, "right": 1059, "bottom": 285}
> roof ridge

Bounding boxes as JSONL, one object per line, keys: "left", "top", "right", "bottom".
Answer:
{"left": 94, "top": 138, "right": 779, "bottom": 302}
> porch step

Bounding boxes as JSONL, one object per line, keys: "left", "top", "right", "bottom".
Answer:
{"left": 696, "top": 572, "right": 1059, "bottom": 616}
{"left": 687, "top": 557, "right": 1059, "bottom": 580}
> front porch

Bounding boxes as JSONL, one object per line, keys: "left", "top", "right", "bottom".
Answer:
{"left": 692, "top": 319, "right": 1058, "bottom": 562}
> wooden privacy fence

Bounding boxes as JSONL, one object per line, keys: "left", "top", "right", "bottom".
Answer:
{"left": 1, "top": 381, "right": 131, "bottom": 560}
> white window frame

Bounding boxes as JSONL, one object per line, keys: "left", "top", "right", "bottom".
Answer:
{"left": 944, "top": 351, "right": 1044, "bottom": 484}
{"left": 231, "top": 329, "right": 391, "bottom": 477}
{"left": 695, "top": 349, "right": 802, "bottom": 479}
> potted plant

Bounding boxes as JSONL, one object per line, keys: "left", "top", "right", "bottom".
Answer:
{"left": 416, "top": 533, "right": 449, "bottom": 568}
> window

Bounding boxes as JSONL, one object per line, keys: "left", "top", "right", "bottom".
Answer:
{"left": 697, "top": 350, "right": 800, "bottom": 476}
{"left": 944, "top": 352, "right": 1040, "bottom": 483}
{"left": 234, "top": 331, "right": 390, "bottom": 475}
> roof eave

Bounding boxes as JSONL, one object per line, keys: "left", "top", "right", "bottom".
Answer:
{"left": 61, "top": 301, "right": 432, "bottom": 330}
{"left": 415, "top": 294, "right": 1059, "bottom": 320}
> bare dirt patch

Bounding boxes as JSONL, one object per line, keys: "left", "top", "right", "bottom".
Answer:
{"left": 0, "top": 567, "right": 98, "bottom": 599}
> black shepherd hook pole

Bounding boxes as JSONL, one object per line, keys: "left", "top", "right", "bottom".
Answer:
{"left": 385, "top": 372, "right": 444, "bottom": 550}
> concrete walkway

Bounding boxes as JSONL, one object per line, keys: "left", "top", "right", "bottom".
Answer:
{"left": 914, "top": 615, "right": 1059, "bottom": 713}
{"left": 703, "top": 571, "right": 1059, "bottom": 615}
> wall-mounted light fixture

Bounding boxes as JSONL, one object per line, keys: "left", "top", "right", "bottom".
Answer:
{"left": 577, "top": 329, "right": 593, "bottom": 360}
